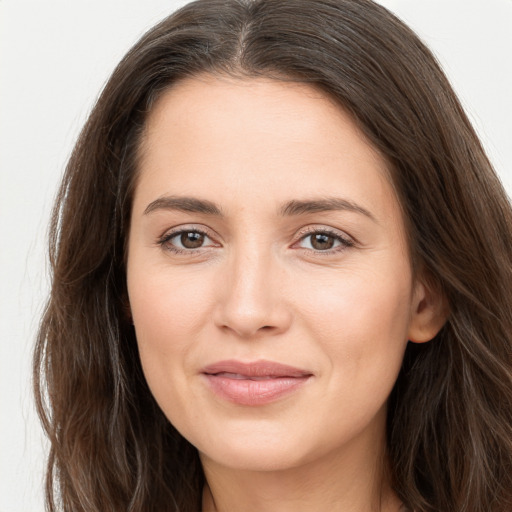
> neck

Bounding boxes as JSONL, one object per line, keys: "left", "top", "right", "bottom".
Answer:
{"left": 200, "top": 412, "right": 402, "bottom": 512}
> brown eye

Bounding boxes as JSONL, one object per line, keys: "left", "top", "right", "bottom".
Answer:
{"left": 296, "top": 230, "right": 352, "bottom": 252}
{"left": 161, "top": 229, "right": 214, "bottom": 252}
{"left": 180, "top": 231, "right": 205, "bottom": 249}
{"left": 310, "top": 233, "right": 335, "bottom": 250}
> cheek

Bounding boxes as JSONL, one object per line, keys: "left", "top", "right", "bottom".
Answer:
{"left": 288, "top": 267, "right": 412, "bottom": 444}
{"left": 301, "top": 262, "right": 411, "bottom": 326}
{"left": 127, "top": 263, "right": 218, "bottom": 408}
{"left": 129, "top": 267, "right": 214, "bottom": 346}
{"left": 295, "top": 264, "right": 412, "bottom": 380}
{"left": 127, "top": 266, "right": 218, "bottom": 433}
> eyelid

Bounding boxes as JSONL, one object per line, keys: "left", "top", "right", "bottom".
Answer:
{"left": 156, "top": 223, "right": 355, "bottom": 254}
{"left": 157, "top": 224, "right": 221, "bottom": 251}
{"left": 292, "top": 225, "right": 356, "bottom": 252}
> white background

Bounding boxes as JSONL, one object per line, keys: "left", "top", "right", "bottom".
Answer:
{"left": 1, "top": 1, "right": 511, "bottom": 510}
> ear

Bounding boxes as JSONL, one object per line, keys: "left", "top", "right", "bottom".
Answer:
{"left": 408, "top": 272, "right": 448, "bottom": 344}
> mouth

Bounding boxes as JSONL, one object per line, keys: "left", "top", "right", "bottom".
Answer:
{"left": 201, "top": 360, "right": 313, "bottom": 406}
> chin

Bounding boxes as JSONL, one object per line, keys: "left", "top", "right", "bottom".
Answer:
{"left": 199, "top": 439, "right": 312, "bottom": 473}
{"left": 186, "top": 416, "right": 348, "bottom": 474}
{"left": 183, "top": 402, "right": 389, "bottom": 476}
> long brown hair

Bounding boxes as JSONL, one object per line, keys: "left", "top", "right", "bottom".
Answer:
{"left": 34, "top": 0, "right": 512, "bottom": 510}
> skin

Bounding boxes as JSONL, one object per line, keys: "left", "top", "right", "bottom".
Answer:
{"left": 126, "top": 75, "right": 444, "bottom": 512}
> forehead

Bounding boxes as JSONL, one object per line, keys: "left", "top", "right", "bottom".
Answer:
{"left": 140, "top": 74, "right": 384, "bottom": 168}
{"left": 134, "top": 75, "right": 399, "bottom": 225}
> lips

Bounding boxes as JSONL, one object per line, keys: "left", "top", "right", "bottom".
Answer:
{"left": 201, "top": 360, "right": 312, "bottom": 406}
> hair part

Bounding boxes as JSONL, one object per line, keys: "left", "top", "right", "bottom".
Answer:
{"left": 35, "top": 1, "right": 512, "bottom": 510}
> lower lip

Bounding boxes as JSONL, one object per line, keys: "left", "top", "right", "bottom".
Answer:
{"left": 203, "top": 374, "right": 311, "bottom": 406}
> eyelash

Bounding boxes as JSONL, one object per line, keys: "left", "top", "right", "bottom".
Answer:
{"left": 293, "top": 227, "right": 355, "bottom": 254}
{"left": 157, "top": 226, "right": 355, "bottom": 255}
{"left": 158, "top": 227, "right": 216, "bottom": 255}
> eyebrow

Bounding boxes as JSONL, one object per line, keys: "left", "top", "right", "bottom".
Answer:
{"left": 144, "top": 196, "right": 223, "bottom": 216}
{"left": 143, "top": 195, "right": 376, "bottom": 222}
{"left": 280, "top": 197, "right": 377, "bottom": 222}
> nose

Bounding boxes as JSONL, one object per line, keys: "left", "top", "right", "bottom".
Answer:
{"left": 213, "top": 247, "right": 292, "bottom": 339}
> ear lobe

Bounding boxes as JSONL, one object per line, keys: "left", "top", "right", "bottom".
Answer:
{"left": 407, "top": 275, "right": 448, "bottom": 344}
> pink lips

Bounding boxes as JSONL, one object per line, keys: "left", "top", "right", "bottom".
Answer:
{"left": 201, "top": 360, "right": 312, "bottom": 406}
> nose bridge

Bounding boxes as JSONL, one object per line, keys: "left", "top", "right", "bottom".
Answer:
{"left": 215, "top": 238, "right": 289, "bottom": 337}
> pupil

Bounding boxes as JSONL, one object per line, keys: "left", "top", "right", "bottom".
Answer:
{"left": 311, "top": 233, "right": 334, "bottom": 250}
{"left": 181, "top": 232, "right": 204, "bottom": 249}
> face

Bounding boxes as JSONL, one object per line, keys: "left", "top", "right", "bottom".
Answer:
{"left": 127, "top": 76, "right": 434, "bottom": 473}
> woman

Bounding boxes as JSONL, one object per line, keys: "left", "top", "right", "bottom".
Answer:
{"left": 34, "top": 0, "right": 512, "bottom": 511}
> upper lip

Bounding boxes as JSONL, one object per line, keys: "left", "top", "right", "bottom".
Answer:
{"left": 202, "top": 359, "right": 312, "bottom": 378}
